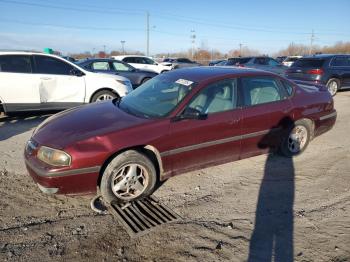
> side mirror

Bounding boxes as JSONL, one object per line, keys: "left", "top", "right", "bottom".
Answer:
{"left": 70, "top": 68, "right": 84, "bottom": 77}
{"left": 172, "top": 107, "right": 207, "bottom": 122}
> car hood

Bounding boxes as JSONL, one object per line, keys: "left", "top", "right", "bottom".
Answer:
{"left": 33, "top": 101, "right": 151, "bottom": 149}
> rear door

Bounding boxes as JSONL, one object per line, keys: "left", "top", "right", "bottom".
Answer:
{"left": 111, "top": 60, "right": 138, "bottom": 86}
{"left": 89, "top": 61, "right": 115, "bottom": 75}
{"left": 239, "top": 76, "right": 293, "bottom": 158}
{"left": 33, "top": 55, "right": 86, "bottom": 105}
{"left": 167, "top": 78, "right": 242, "bottom": 174}
{"left": 329, "top": 56, "right": 350, "bottom": 87}
{"left": 0, "top": 54, "right": 40, "bottom": 111}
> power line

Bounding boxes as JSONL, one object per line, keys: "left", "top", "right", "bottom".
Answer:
{"left": 0, "top": 18, "right": 144, "bottom": 32}
{"left": 0, "top": 0, "right": 142, "bottom": 15}
{"left": 1, "top": 0, "right": 348, "bottom": 36}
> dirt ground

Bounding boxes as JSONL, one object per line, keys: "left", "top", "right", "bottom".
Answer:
{"left": 0, "top": 92, "right": 349, "bottom": 262}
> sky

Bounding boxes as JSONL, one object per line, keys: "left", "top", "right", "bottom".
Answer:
{"left": 0, "top": 0, "right": 349, "bottom": 56}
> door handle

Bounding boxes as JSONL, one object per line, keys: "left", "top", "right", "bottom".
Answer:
{"left": 40, "top": 77, "right": 52, "bottom": 80}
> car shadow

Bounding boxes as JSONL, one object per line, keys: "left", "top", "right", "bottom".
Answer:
{"left": 247, "top": 118, "right": 295, "bottom": 262}
{"left": 0, "top": 112, "right": 55, "bottom": 141}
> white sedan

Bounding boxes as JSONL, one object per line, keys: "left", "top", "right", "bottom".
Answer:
{"left": 0, "top": 52, "right": 133, "bottom": 114}
{"left": 113, "top": 55, "right": 172, "bottom": 74}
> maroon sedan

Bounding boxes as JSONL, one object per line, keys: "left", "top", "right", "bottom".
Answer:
{"left": 24, "top": 67, "right": 336, "bottom": 203}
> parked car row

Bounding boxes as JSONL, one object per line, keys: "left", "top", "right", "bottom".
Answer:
{"left": 286, "top": 54, "right": 350, "bottom": 96}
{"left": 210, "top": 54, "right": 350, "bottom": 96}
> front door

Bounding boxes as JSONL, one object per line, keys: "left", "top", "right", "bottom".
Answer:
{"left": 165, "top": 78, "right": 242, "bottom": 175}
{"left": 33, "top": 55, "right": 85, "bottom": 106}
{"left": 239, "top": 76, "right": 293, "bottom": 159}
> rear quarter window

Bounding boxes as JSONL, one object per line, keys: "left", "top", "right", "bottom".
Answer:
{"left": 281, "top": 80, "right": 294, "bottom": 96}
{"left": 0, "top": 55, "right": 32, "bottom": 73}
{"left": 292, "top": 59, "right": 325, "bottom": 68}
{"left": 330, "top": 56, "right": 350, "bottom": 67}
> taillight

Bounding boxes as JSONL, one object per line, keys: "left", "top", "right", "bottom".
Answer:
{"left": 307, "top": 68, "right": 324, "bottom": 75}
{"left": 237, "top": 64, "right": 245, "bottom": 67}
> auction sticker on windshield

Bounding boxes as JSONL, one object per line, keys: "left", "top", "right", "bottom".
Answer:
{"left": 175, "top": 79, "right": 194, "bottom": 86}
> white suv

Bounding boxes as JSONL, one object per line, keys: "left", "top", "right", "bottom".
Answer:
{"left": 113, "top": 55, "right": 172, "bottom": 74}
{"left": 0, "top": 52, "right": 133, "bottom": 114}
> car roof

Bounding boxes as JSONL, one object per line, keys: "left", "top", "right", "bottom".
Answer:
{"left": 114, "top": 55, "right": 150, "bottom": 58}
{"left": 302, "top": 54, "right": 341, "bottom": 59}
{"left": 78, "top": 58, "right": 120, "bottom": 63}
{"left": 160, "top": 66, "right": 277, "bottom": 83}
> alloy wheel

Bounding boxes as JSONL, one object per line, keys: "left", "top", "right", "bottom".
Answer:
{"left": 96, "top": 94, "right": 114, "bottom": 101}
{"left": 287, "top": 125, "right": 308, "bottom": 153}
{"left": 110, "top": 164, "right": 149, "bottom": 201}
{"left": 327, "top": 80, "right": 338, "bottom": 96}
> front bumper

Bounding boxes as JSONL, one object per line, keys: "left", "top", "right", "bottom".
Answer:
{"left": 25, "top": 156, "right": 100, "bottom": 195}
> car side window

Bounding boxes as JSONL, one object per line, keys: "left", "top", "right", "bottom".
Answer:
{"left": 241, "top": 77, "right": 283, "bottom": 106}
{"left": 113, "top": 61, "right": 132, "bottom": 71}
{"left": 331, "top": 56, "right": 350, "bottom": 67}
{"left": 254, "top": 58, "right": 267, "bottom": 65}
{"left": 268, "top": 58, "right": 279, "bottom": 66}
{"left": 280, "top": 80, "right": 294, "bottom": 96}
{"left": 187, "top": 79, "right": 237, "bottom": 114}
{"left": 34, "top": 56, "right": 74, "bottom": 75}
{"left": 92, "top": 61, "right": 110, "bottom": 70}
{"left": 0, "top": 55, "right": 32, "bottom": 73}
{"left": 144, "top": 57, "right": 156, "bottom": 65}
{"left": 123, "top": 57, "right": 134, "bottom": 63}
{"left": 134, "top": 57, "right": 145, "bottom": 64}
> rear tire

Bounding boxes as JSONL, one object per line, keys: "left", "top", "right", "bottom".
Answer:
{"left": 91, "top": 90, "right": 117, "bottom": 102}
{"left": 100, "top": 150, "right": 157, "bottom": 203}
{"left": 279, "top": 119, "right": 311, "bottom": 157}
{"left": 141, "top": 77, "right": 151, "bottom": 84}
{"left": 326, "top": 78, "right": 340, "bottom": 96}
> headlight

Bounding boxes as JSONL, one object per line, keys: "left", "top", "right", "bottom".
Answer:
{"left": 37, "top": 146, "right": 71, "bottom": 167}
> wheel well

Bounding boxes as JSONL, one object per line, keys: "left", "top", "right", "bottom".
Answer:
{"left": 96, "top": 145, "right": 162, "bottom": 188}
{"left": 89, "top": 88, "right": 119, "bottom": 103}
{"left": 327, "top": 77, "right": 341, "bottom": 84}
{"left": 298, "top": 118, "right": 315, "bottom": 140}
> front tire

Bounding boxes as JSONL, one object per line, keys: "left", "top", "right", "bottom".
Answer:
{"left": 100, "top": 150, "right": 157, "bottom": 203}
{"left": 326, "top": 78, "right": 340, "bottom": 96}
{"left": 280, "top": 119, "right": 311, "bottom": 157}
{"left": 91, "top": 90, "right": 117, "bottom": 102}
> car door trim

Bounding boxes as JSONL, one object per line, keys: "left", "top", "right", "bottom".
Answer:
{"left": 160, "top": 128, "right": 276, "bottom": 157}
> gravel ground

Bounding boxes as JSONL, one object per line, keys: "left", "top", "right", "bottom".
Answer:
{"left": 0, "top": 92, "right": 349, "bottom": 262}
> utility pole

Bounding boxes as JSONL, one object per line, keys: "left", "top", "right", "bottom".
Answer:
{"left": 190, "top": 30, "right": 196, "bottom": 59}
{"left": 310, "top": 29, "right": 315, "bottom": 55}
{"left": 239, "top": 43, "right": 243, "bottom": 57}
{"left": 121, "top": 41, "right": 126, "bottom": 54}
{"left": 146, "top": 11, "right": 150, "bottom": 56}
{"left": 103, "top": 45, "right": 106, "bottom": 54}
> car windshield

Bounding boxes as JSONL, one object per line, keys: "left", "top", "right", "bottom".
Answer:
{"left": 119, "top": 76, "right": 197, "bottom": 118}
{"left": 292, "top": 59, "right": 325, "bottom": 68}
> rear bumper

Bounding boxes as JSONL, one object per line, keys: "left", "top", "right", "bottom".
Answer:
{"left": 314, "top": 110, "right": 337, "bottom": 137}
